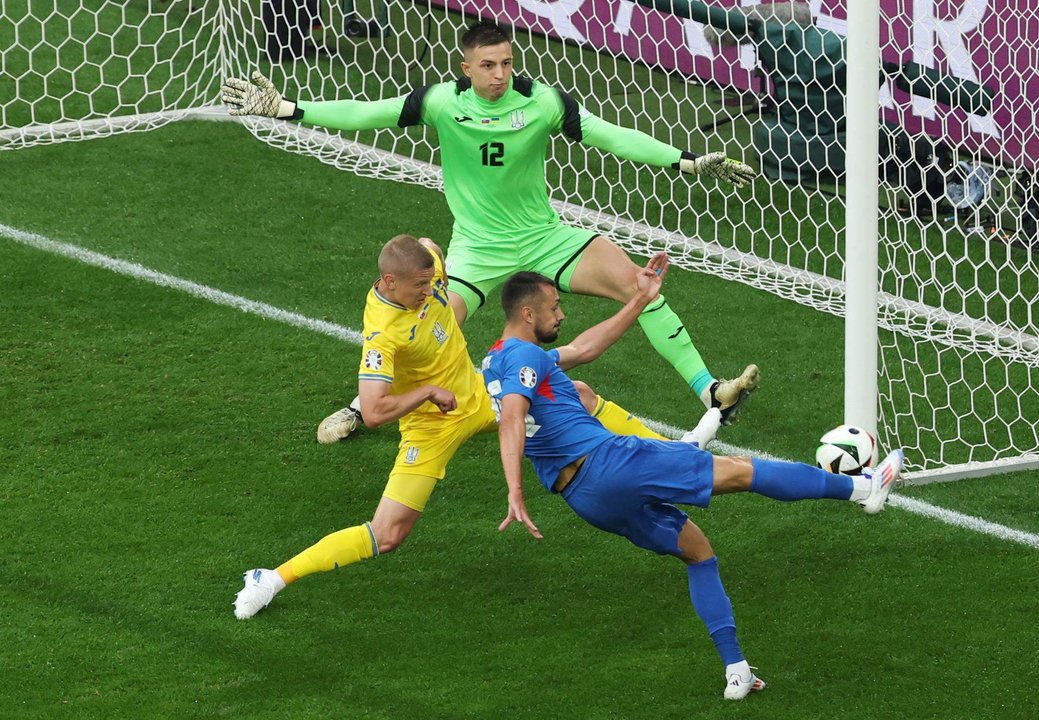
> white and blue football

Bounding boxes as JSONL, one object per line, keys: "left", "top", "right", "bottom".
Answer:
{"left": 815, "top": 425, "right": 878, "bottom": 475}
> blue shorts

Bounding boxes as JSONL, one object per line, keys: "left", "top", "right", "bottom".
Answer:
{"left": 560, "top": 435, "right": 714, "bottom": 556}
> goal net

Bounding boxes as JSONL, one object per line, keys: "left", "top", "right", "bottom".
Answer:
{"left": 4, "top": 0, "right": 1037, "bottom": 482}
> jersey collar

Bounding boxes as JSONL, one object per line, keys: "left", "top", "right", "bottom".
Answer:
{"left": 373, "top": 281, "right": 407, "bottom": 310}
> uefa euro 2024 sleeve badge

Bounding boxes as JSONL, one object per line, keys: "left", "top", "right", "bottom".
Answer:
{"left": 364, "top": 349, "right": 383, "bottom": 370}
{"left": 519, "top": 366, "right": 537, "bottom": 388}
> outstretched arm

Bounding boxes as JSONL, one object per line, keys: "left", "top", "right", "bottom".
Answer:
{"left": 578, "top": 112, "right": 755, "bottom": 187}
{"left": 497, "top": 394, "right": 542, "bottom": 539}
{"left": 555, "top": 253, "right": 668, "bottom": 371}
{"left": 222, "top": 71, "right": 407, "bottom": 131}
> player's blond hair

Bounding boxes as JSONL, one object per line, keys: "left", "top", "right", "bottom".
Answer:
{"left": 378, "top": 234, "right": 435, "bottom": 277}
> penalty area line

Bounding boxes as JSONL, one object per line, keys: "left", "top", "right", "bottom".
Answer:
{"left": 2, "top": 221, "right": 1037, "bottom": 552}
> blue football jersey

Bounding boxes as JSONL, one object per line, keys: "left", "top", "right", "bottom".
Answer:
{"left": 482, "top": 337, "right": 613, "bottom": 491}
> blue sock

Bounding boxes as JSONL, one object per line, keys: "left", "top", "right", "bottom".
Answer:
{"left": 687, "top": 557, "right": 743, "bottom": 666}
{"left": 751, "top": 458, "right": 853, "bottom": 501}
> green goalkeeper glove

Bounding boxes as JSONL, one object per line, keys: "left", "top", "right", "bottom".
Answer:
{"left": 221, "top": 71, "right": 299, "bottom": 119}
{"left": 679, "top": 152, "right": 755, "bottom": 188}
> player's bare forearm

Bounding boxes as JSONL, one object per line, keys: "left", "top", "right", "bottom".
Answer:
{"left": 497, "top": 395, "right": 542, "bottom": 539}
{"left": 357, "top": 382, "right": 451, "bottom": 428}
{"left": 497, "top": 398, "right": 529, "bottom": 495}
{"left": 557, "top": 254, "right": 667, "bottom": 370}
{"left": 556, "top": 297, "right": 647, "bottom": 370}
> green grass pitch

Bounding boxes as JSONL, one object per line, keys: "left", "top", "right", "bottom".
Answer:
{"left": 2, "top": 2, "right": 1038, "bottom": 717}
{"left": 2, "top": 119, "right": 1037, "bottom": 720}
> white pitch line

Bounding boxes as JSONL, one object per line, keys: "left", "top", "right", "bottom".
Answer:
{"left": 887, "top": 495, "right": 1039, "bottom": 549}
{"left": 3, "top": 222, "right": 1038, "bottom": 551}
{"left": 1, "top": 223, "right": 362, "bottom": 345}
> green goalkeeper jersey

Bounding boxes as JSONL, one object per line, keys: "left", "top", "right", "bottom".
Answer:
{"left": 296, "top": 76, "right": 686, "bottom": 246}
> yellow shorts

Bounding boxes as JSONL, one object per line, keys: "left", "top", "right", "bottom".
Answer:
{"left": 383, "top": 393, "right": 498, "bottom": 512}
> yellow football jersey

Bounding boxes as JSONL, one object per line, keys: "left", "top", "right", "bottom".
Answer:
{"left": 357, "top": 253, "right": 484, "bottom": 427}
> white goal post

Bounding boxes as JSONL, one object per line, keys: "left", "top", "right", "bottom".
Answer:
{"left": 3, "top": 0, "right": 1038, "bottom": 484}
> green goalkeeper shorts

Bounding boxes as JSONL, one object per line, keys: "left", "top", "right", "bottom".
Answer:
{"left": 444, "top": 225, "right": 599, "bottom": 316}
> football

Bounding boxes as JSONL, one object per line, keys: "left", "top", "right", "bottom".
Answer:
{"left": 815, "top": 425, "right": 878, "bottom": 475}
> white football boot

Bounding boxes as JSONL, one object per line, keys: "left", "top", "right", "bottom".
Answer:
{"left": 233, "top": 568, "right": 285, "bottom": 620}
{"left": 701, "top": 365, "right": 760, "bottom": 425}
{"left": 681, "top": 408, "right": 723, "bottom": 449}
{"left": 861, "top": 448, "right": 904, "bottom": 515}
{"left": 723, "top": 660, "right": 767, "bottom": 700}
{"left": 316, "top": 396, "right": 363, "bottom": 444}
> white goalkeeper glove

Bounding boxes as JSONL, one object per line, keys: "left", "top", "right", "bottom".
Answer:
{"left": 221, "top": 71, "right": 298, "bottom": 119}
{"left": 680, "top": 152, "right": 755, "bottom": 188}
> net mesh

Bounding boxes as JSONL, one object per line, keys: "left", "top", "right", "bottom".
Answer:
{"left": 3, "top": 0, "right": 1038, "bottom": 474}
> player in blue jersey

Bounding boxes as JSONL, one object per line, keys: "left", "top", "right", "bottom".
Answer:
{"left": 482, "top": 263, "right": 904, "bottom": 701}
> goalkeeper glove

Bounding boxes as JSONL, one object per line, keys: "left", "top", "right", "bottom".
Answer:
{"left": 316, "top": 398, "right": 364, "bottom": 444}
{"left": 679, "top": 152, "right": 755, "bottom": 188}
{"left": 221, "top": 71, "right": 300, "bottom": 119}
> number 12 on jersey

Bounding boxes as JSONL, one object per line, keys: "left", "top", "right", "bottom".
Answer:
{"left": 480, "top": 141, "right": 504, "bottom": 166}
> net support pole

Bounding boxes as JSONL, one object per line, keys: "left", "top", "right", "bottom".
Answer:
{"left": 844, "top": 0, "right": 880, "bottom": 434}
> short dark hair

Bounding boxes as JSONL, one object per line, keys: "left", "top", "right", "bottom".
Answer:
{"left": 461, "top": 21, "right": 511, "bottom": 53}
{"left": 501, "top": 271, "right": 553, "bottom": 320}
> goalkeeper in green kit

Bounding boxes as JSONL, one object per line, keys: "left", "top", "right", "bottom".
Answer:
{"left": 223, "top": 20, "right": 760, "bottom": 433}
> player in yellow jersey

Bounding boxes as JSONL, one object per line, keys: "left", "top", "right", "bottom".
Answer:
{"left": 233, "top": 234, "right": 681, "bottom": 619}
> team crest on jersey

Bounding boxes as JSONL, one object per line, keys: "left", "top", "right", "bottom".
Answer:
{"left": 364, "top": 349, "right": 383, "bottom": 370}
{"left": 405, "top": 445, "right": 420, "bottom": 464}
{"left": 432, "top": 320, "right": 448, "bottom": 345}
{"left": 518, "top": 366, "right": 537, "bottom": 388}
{"left": 510, "top": 111, "right": 525, "bottom": 129}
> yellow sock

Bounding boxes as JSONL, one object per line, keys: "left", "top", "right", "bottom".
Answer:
{"left": 276, "top": 522, "right": 378, "bottom": 584}
{"left": 593, "top": 397, "right": 668, "bottom": 440}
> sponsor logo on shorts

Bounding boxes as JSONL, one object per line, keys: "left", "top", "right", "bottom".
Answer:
{"left": 364, "top": 349, "right": 383, "bottom": 370}
{"left": 405, "top": 446, "right": 420, "bottom": 464}
{"left": 519, "top": 367, "right": 537, "bottom": 388}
